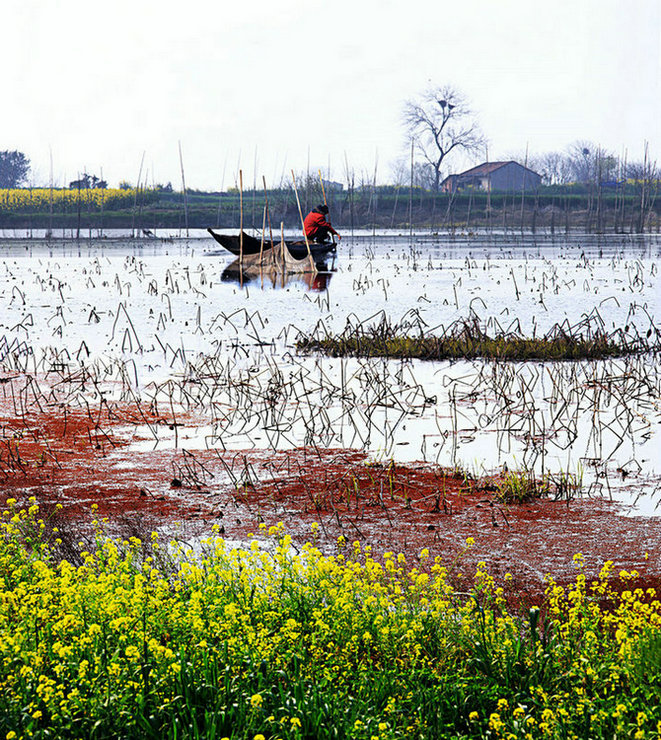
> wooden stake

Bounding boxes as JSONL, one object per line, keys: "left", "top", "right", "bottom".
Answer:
{"left": 100, "top": 166, "right": 105, "bottom": 238}
{"left": 132, "top": 151, "right": 145, "bottom": 238}
{"left": 262, "top": 175, "right": 275, "bottom": 256}
{"left": 239, "top": 169, "right": 244, "bottom": 266}
{"left": 409, "top": 138, "right": 414, "bottom": 244}
{"left": 260, "top": 205, "right": 266, "bottom": 284}
{"left": 177, "top": 143, "right": 188, "bottom": 237}
{"left": 216, "top": 152, "right": 228, "bottom": 228}
{"left": 291, "top": 170, "right": 315, "bottom": 273}
{"left": 48, "top": 147, "right": 54, "bottom": 240}
{"left": 259, "top": 204, "right": 266, "bottom": 264}
{"left": 318, "top": 169, "right": 335, "bottom": 245}
{"left": 520, "top": 142, "right": 529, "bottom": 233}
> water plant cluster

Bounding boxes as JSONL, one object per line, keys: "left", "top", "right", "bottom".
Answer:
{"left": 296, "top": 313, "right": 660, "bottom": 362}
{"left": 1, "top": 503, "right": 660, "bottom": 739}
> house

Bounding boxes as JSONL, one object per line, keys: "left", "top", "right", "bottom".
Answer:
{"left": 441, "top": 161, "right": 541, "bottom": 193}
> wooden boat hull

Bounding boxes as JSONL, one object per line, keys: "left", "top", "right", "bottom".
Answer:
{"left": 207, "top": 229, "right": 336, "bottom": 261}
{"left": 221, "top": 259, "right": 333, "bottom": 291}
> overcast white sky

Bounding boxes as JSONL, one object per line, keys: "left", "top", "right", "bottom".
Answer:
{"left": 4, "top": 0, "right": 660, "bottom": 189}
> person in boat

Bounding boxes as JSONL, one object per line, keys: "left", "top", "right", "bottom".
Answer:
{"left": 303, "top": 204, "right": 341, "bottom": 243}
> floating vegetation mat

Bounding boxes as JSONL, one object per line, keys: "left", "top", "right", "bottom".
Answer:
{"left": 298, "top": 312, "right": 661, "bottom": 362}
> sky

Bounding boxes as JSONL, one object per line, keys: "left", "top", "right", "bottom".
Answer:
{"left": 4, "top": 0, "right": 661, "bottom": 189}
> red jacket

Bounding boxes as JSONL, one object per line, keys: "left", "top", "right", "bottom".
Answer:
{"left": 304, "top": 210, "right": 338, "bottom": 238}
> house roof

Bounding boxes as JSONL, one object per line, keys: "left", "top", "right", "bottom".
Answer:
{"left": 454, "top": 161, "right": 540, "bottom": 178}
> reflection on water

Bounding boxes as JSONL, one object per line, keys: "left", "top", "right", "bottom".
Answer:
{"left": 220, "top": 259, "right": 334, "bottom": 292}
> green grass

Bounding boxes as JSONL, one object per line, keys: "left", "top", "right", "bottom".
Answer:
{"left": 494, "top": 469, "right": 550, "bottom": 504}
{"left": 492, "top": 467, "right": 583, "bottom": 504}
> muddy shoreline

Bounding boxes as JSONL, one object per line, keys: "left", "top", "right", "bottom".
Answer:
{"left": 2, "top": 387, "right": 659, "bottom": 604}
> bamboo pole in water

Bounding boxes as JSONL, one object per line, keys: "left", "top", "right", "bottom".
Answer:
{"left": 239, "top": 169, "right": 244, "bottom": 267}
{"left": 48, "top": 148, "right": 54, "bottom": 240}
{"left": 259, "top": 204, "right": 266, "bottom": 264}
{"left": 344, "top": 151, "right": 355, "bottom": 237}
{"left": 178, "top": 142, "right": 189, "bottom": 237}
{"left": 262, "top": 175, "right": 275, "bottom": 255}
{"left": 408, "top": 138, "right": 414, "bottom": 244}
{"left": 259, "top": 205, "right": 266, "bottom": 285}
{"left": 252, "top": 147, "right": 258, "bottom": 227}
{"left": 596, "top": 148, "right": 603, "bottom": 233}
{"left": 74, "top": 173, "right": 81, "bottom": 240}
{"left": 318, "top": 169, "right": 335, "bottom": 246}
{"left": 616, "top": 149, "right": 628, "bottom": 233}
{"left": 485, "top": 145, "right": 492, "bottom": 233}
{"left": 291, "top": 170, "right": 315, "bottom": 273}
{"left": 100, "top": 166, "right": 105, "bottom": 238}
{"left": 639, "top": 142, "right": 649, "bottom": 233}
{"left": 520, "top": 143, "right": 529, "bottom": 232}
{"left": 372, "top": 150, "right": 378, "bottom": 238}
{"left": 132, "top": 151, "right": 145, "bottom": 238}
{"left": 216, "top": 152, "right": 228, "bottom": 228}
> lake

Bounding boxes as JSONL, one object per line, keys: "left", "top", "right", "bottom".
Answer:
{"left": 0, "top": 230, "right": 658, "bottom": 514}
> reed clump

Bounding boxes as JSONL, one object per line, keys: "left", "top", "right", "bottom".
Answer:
{"left": 492, "top": 467, "right": 583, "bottom": 504}
{"left": 297, "top": 314, "right": 660, "bottom": 362}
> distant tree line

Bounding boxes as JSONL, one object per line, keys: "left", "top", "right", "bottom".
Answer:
{"left": 509, "top": 140, "right": 656, "bottom": 188}
{"left": 1, "top": 102, "right": 659, "bottom": 236}
{"left": 1, "top": 179, "right": 657, "bottom": 235}
{"left": 389, "top": 136, "right": 657, "bottom": 195}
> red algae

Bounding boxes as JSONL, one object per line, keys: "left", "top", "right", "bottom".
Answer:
{"left": 0, "top": 374, "right": 660, "bottom": 600}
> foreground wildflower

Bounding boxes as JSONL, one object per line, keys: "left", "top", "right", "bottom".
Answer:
{"left": 0, "top": 503, "right": 659, "bottom": 738}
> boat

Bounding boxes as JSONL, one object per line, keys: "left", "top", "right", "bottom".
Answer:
{"left": 206, "top": 228, "right": 336, "bottom": 261}
{"left": 221, "top": 259, "right": 333, "bottom": 291}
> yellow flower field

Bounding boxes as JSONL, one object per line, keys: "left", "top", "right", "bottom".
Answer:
{"left": 0, "top": 188, "right": 140, "bottom": 212}
{"left": 0, "top": 503, "right": 660, "bottom": 739}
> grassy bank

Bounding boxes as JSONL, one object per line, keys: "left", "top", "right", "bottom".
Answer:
{"left": 1, "top": 502, "right": 660, "bottom": 739}
{"left": 1, "top": 185, "right": 659, "bottom": 233}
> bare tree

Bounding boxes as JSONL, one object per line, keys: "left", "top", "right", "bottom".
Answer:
{"left": 389, "top": 158, "right": 409, "bottom": 188}
{"left": 390, "top": 157, "right": 436, "bottom": 189}
{"left": 529, "top": 152, "right": 572, "bottom": 185}
{"left": 566, "top": 141, "right": 594, "bottom": 183}
{"left": 403, "top": 85, "right": 485, "bottom": 191}
{"left": 624, "top": 160, "right": 655, "bottom": 180}
{"left": 566, "top": 141, "right": 618, "bottom": 184}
